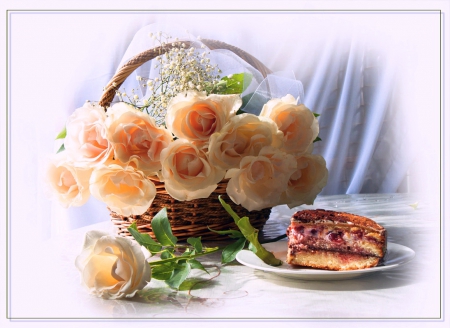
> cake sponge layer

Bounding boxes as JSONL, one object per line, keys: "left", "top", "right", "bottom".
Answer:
{"left": 287, "top": 247, "right": 382, "bottom": 271}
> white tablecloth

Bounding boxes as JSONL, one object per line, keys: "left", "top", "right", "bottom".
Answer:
{"left": 8, "top": 194, "right": 442, "bottom": 322}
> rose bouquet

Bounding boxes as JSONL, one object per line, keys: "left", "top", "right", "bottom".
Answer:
{"left": 46, "top": 32, "right": 328, "bottom": 240}
{"left": 44, "top": 29, "right": 330, "bottom": 299}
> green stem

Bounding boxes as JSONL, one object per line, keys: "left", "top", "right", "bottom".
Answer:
{"left": 148, "top": 247, "right": 221, "bottom": 266}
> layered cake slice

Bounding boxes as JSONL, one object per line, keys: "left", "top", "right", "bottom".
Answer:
{"left": 286, "top": 209, "right": 387, "bottom": 271}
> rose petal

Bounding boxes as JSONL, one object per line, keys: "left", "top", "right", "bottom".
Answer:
{"left": 75, "top": 231, "right": 151, "bottom": 299}
{"left": 225, "top": 147, "right": 297, "bottom": 211}
{"left": 64, "top": 103, "right": 113, "bottom": 167}
{"left": 106, "top": 103, "right": 173, "bottom": 175}
{"left": 90, "top": 165, "right": 156, "bottom": 216}
{"left": 160, "top": 139, "right": 225, "bottom": 201}
{"left": 208, "top": 114, "right": 284, "bottom": 170}
{"left": 260, "top": 95, "right": 319, "bottom": 154}
{"left": 166, "top": 91, "right": 241, "bottom": 145}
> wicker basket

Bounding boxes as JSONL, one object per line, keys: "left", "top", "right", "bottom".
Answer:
{"left": 99, "top": 38, "right": 273, "bottom": 241}
{"left": 110, "top": 178, "right": 271, "bottom": 240}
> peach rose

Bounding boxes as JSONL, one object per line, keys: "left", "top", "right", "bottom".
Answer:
{"left": 75, "top": 230, "right": 151, "bottom": 299}
{"left": 280, "top": 154, "right": 328, "bottom": 208}
{"left": 225, "top": 147, "right": 297, "bottom": 211}
{"left": 165, "top": 91, "right": 242, "bottom": 144}
{"left": 208, "top": 114, "right": 284, "bottom": 170}
{"left": 160, "top": 139, "right": 225, "bottom": 201}
{"left": 260, "top": 94, "right": 319, "bottom": 154}
{"left": 64, "top": 102, "right": 113, "bottom": 167}
{"left": 106, "top": 103, "right": 173, "bottom": 175}
{"left": 45, "top": 154, "right": 92, "bottom": 207}
{"left": 89, "top": 164, "right": 156, "bottom": 216}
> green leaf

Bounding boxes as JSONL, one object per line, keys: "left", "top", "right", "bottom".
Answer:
{"left": 313, "top": 112, "right": 320, "bottom": 117}
{"left": 55, "top": 126, "right": 66, "bottom": 140}
{"left": 181, "top": 248, "right": 194, "bottom": 257}
{"left": 188, "top": 259, "right": 208, "bottom": 273}
{"left": 208, "top": 227, "right": 244, "bottom": 239}
{"left": 147, "top": 247, "right": 220, "bottom": 266}
{"left": 238, "top": 217, "right": 282, "bottom": 266}
{"left": 178, "top": 278, "right": 207, "bottom": 291}
{"left": 238, "top": 92, "right": 270, "bottom": 115}
{"left": 151, "top": 262, "right": 176, "bottom": 280}
{"left": 166, "top": 262, "right": 191, "bottom": 289}
{"left": 187, "top": 237, "right": 203, "bottom": 253}
{"left": 313, "top": 136, "right": 322, "bottom": 143}
{"left": 56, "top": 143, "right": 65, "bottom": 154}
{"left": 218, "top": 196, "right": 241, "bottom": 222}
{"left": 127, "top": 223, "right": 162, "bottom": 254}
{"left": 221, "top": 237, "right": 246, "bottom": 263}
{"left": 219, "top": 73, "right": 252, "bottom": 94}
{"left": 160, "top": 249, "right": 174, "bottom": 260}
{"left": 239, "top": 73, "right": 253, "bottom": 93}
{"left": 248, "top": 242, "right": 257, "bottom": 253}
{"left": 151, "top": 208, "right": 178, "bottom": 246}
{"left": 219, "top": 196, "right": 282, "bottom": 266}
{"left": 211, "top": 80, "right": 227, "bottom": 93}
{"left": 239, "top": 92, "right": 254, "bottom": 111}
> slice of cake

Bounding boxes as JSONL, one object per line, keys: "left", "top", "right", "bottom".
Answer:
{"left": 286, "top": 209, "right": 387, "bottom": 271}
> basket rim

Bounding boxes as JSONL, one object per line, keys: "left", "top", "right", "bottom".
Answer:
{"left": 147, "top": 176, "right": 229, "bottom": 196}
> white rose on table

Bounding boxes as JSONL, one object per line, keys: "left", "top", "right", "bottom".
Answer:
{"left": 225, "top": 146, "right": 297, "bottom": 211}
{"left": 64, "top": 102, "right": 113, "bottom": 167}
{"left": 160, "top": 139, "right": 225, "bottom": 201}
{"left": 208, "top": 114, "right": 284, "bottom": 170}
{"left": 89, "top": 164, "right": 156, "bottom": 216}
{"left": 260, "top": 94, "right": 319, "bottom": 154}
{"left": 280, "top": 154, "right": 328, "bottom": 208}
{"left": 106, "top": 102, "right": 173, "bottom": 175}
{"left": 75, "top": 231, "right": 151, "bottom": 299}
{"left": 165, "top": 91, "right": 242, "bottom": 145}
{"left": 45, "top": 153, "right": 92, "bottom": 207}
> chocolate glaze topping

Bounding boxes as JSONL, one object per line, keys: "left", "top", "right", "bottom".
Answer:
{"left": 291, "top": 209, "right": 385, "bottom": 231}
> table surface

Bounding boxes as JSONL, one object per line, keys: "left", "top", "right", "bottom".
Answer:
{"left": 9, "top": 193, "right": 442, "bottom": 320}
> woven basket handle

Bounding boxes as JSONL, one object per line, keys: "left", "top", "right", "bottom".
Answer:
{"left": 98, "top": 39, "right": 272, "bottom": 108}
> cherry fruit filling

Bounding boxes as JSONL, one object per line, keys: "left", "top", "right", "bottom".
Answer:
{"left": 327, "top": 231, "right": 343, "bottom": 243}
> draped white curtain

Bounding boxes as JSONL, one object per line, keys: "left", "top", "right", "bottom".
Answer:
{"left": 8, "top": 12, "right": 440, "bottom": 238}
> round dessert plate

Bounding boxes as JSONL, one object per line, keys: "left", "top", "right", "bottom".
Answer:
{"left": 235, "top": 241, "right": 415, "bottom": 281}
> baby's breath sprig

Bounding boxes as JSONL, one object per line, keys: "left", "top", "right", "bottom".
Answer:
{"left": 118, "top": 31, "right": 222, "bottom": 126}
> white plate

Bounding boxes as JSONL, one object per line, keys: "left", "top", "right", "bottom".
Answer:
{"left": 235, "top": 241, "right": 415, "bottom": 281}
